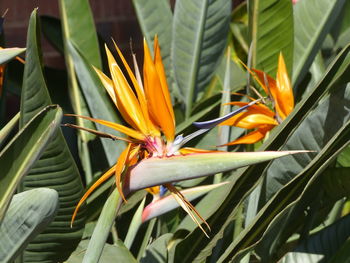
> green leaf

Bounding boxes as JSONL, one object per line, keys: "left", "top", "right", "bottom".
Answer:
{"left": 124, "top": 197, "right": 145, "bottom": 249}
{"left": 67, "top": 40, "right": 124, "bottom": 165}
{"left": 58, "top": 0, "right": 101, "bottom": 68}
{"left": 140, "top": 233, "right": 173, "bottom": 263}
{"left": 0, "top": 106, "right": 61, "bottom": 222}
{"left": 293, "top": 0, "right": 346, "bottom": 86}
{"left": 126, "top": 151, "right": 304, "bottom": 193}
{"left": 0, "top": 188, "right": 59, "bottom": 263}
{"left": 172, "top": 0, "right": 231, "bottom": 117}
{"left": 0, "top": 48, "right": 25, "bottom": 64}
{"left": 19, "top": 10, "right": 85, "bottom": 262}
{"left": 68, "top": 240, "right": 136, "bottom": 263}
{"left": 83, "top": 188, "right": 121, "bottom": 263}
{"left": 249, "top": 0, "right": 293, "bottom": 76}
{"left": 322, "top": 167, "right": 350, "bottom": 201}
{"left": 337, "top": 145, "right": 350, "bottom": 167}
{"left": 329, "top": 238, "right": 350, "bottom": 263}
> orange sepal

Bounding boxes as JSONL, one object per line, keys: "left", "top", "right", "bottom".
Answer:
{"left": 143, "top": 39, "right": 175, "bottom": 142}
{"left": 223, "top": 126, "right": 273, "bottom": 146}
{"left": 275, "top": 53, "right": 294, "bottom": 119}
{"left": 223, "top": 112, "right": 277, "bottom": 129}
{"left": 115, "top": 143, "right": 132, "bottom": 202}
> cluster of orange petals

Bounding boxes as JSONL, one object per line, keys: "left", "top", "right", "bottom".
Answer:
{"left": 221, "top": 53, "right": 294, "bottom": 145}
{"left": 70, "top": 36, "right": 178, "bottom": 224}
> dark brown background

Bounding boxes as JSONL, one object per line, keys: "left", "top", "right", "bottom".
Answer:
{"left": 0, "top": 0, "right": 144, "bottom": 68}
{"left": 0, "top": 0, "right": 243, "bottom": 69}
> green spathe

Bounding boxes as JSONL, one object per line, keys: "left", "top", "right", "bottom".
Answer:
{"left": 126, "top": 151, "right": 308, "bottom": 192}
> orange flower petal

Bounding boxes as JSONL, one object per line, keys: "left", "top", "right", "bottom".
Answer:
{"left": 112, "top": 41, "right": 160, "bottom": 137}
{"left": 143, "top": 39, "right": 175, "bottom": 141}
{"left": 153, "top": 36, "right": 175, "bottom": 127}
{"left": 94, "top": 67, "right": 117, "bottom": 107}
{"left": 223, "top": 126, "right": 272, "bottom": 146}
{"left": 66, "top": 114, "right": 145, "bottom": 141}
{"left": 71, "top": 163, "right": 117, "bottom": 226}
{"left": 220, "top": 103, "right": 278, "bottom": 129}
{"left": 105, "top": 45, "right": 149, "bottom": 134}
{"left": 275, "top": 53, "right": 294, "bottom": 119}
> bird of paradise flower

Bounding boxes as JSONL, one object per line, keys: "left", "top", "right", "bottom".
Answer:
{"left": 66, "top": 38, "right": 299, "bottom": 237}
{"left": 66, "top": 36, "right": 258, "bottom": 236}
{"left": 216, "top": 53, "right": 294, "bottom": 145}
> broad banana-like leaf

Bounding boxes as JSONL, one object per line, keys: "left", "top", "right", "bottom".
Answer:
{"left": 125, "top": 151, "right": 303, "bottom": 193}
{"left": 67, "top": 40, "right": 124, "bottom": 165}
{"left": 0, "top": 106, "right": 61, "bottom": 222}
{"left": 58, "top": 0, "right": 101, "bottom": 68}
{"left": 19, "top": 10, "right": 85, "bottom": 262}
{"left": 0, "top": 48, "right": 25, "bottom": 64}
{"left": 142, "top": 182, "right": 229, "bottom": 222}
{"left": 172, "top": 0, "right": 231, "bottom": 117}
{"left": 0, "top": 188, "right": 59, "bottom": 262}
{"left": 59, "top": 0, "right": 101, "bottom": 180}
{"left": 292, "top": 0, "right": 346, "bottom": 86}
{"left": 248, "top": 0, "right": 293, "bottom": 77}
